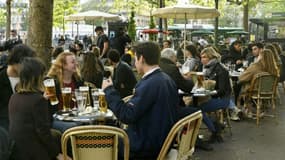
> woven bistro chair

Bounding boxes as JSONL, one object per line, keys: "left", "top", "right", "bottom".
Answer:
{"left": 157, "top": 111, "right": 203, "bottom": 160}
{"left": 61, "top": 125, "right": 129, "bottom": 160}
{"left": 238, "top": 72, "right": 278, "bottom": 125}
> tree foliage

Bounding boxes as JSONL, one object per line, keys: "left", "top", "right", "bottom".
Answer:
{"left": 128, "top": 9, "right": 136, "bottom": 42}
{"left": 80, "top": 0, "right": 109, "bottom": 12}
{"left": 0, "top": 9, "right": 6, "bottom": 29}
{"left": 53, "top": 0, "right": 79, "bottom": 29}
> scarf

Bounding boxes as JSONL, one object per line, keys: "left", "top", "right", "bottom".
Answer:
{"left": 203, "top": 59, "right": 219, "bottom": 79}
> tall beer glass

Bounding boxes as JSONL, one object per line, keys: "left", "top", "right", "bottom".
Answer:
{"left": 43, "top": 78, "right": 59, "bottom": 105}
{"left": 196, "top": 72, "right": 204, "bottom": 88}
{"left": 98, "top": 90, "right": 108, "bottom": 113}
{"left": 79, "top": 86, "right": 90, "bottom": 107}
{"left": 62, "top": 87, "right": 72, "bottom": 111}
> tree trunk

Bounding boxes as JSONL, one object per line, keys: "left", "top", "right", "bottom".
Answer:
{"left": 6, "top": 0, "right": 11, "bottom": 40}
{"left": 243, "top": 0, "right": 249, "bottom": 32}
{"left": 27, "top": 0, "right": 53, "bottom": 66}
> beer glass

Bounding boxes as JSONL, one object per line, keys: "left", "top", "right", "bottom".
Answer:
{"left": 196, "top": 72, "right": 204, "bottom": 88}
{"left": 74, "top": 89, "right": 87, "bottom": 113}
{"left": 61, "top": 87, "right": 72, "bottom": 111}
{"left": 43, "top": 78, "right": 59, "bottom": 105}
{"left": 91, "top": 88, "right": 100, "bottom": 111}
{"left": 98, "top": 90, "right": 108, "bottom": 113}
{"left": 79, "top": 86, "right": 91, "bottom": 107}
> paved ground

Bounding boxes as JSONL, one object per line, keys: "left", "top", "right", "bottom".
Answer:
{"left": 193, "top": 88, "right": 285, "bottom": 160}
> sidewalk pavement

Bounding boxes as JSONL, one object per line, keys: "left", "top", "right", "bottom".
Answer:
{"left": 193, "top": 92, "right": 285, "bottom": 160}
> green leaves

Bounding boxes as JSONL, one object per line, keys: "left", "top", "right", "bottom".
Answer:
{"left": 53, "top": 0, "right": 79, "bottom": 28}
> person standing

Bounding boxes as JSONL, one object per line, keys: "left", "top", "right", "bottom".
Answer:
{"left": 107, "top": 49, "right": 137, "bottom": 98}
{"left": 95, "top": 26, "right": 110, "bottom": 59}
{"left": 0, "top": 44, "right": 36, "bottom": 131}
{"left": 102, "top": 41, "right": 179, "bottom": 159}
{"left": 111, "top": 28, "right": 131, "bottom": 57}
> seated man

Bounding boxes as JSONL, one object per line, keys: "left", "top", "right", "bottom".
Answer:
{"left": 107, "top": 49, "right": 137, "bottom": 98}
{"left": 102, "top": 41, "right": 179, "bottom": 158}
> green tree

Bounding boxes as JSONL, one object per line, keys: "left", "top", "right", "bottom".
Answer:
{"left": 128, "top": 9, "right": 136, "bottom": 42}
{"left": 149, "top": 15, "right": 156, "bottom": 41}
{"left": 0, "top": 9, "right": 6, "bottom": 30}
{"left": 6, "top": 0, "right": 12, "bottom": 39}
{"left": 53, "top": 0, "right": 79, "bottom": 30}
{"left": 80, "top": 0, "right": 109, "bottom": 12}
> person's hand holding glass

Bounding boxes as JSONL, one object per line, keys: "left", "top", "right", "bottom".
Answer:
{"left": 43, "top": 78, "right": 59, "bottom": 105}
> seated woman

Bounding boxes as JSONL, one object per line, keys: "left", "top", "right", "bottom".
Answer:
{"left": 81, "top": 49, "right": 104, "bottom": 88}
{"left": 9, "top": 57, "right": 70, "bottom": 160}
{"left": 198, "top": 47, "right": 232, "bottom": 143}
{"left": 47, "top": 52, "right": 84, "bottom": 132}
{"left": 238, "top": 49, "right": 279, "bottom": 114}
{"left": 181, "top": 44, "right": 200, "bottom": 73}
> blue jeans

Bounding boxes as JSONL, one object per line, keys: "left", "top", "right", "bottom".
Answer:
{"left": 199, "top": 98, "right": 230, "bottom": 112}
{"left": 52, "top": 120, "right": 80, "bottom": 133}
{"left": 199, "top": 98, "right": 230, "bottom": 132}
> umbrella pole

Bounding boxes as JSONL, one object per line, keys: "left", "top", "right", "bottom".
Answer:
{"left": 93, "top": 21, "right": 95, "bottom": 37}
{"left": 184, "top": 13, "right": 186, "bottom": 62}
{"left": 77, "top": 21, "right": 79, "bottom": 39}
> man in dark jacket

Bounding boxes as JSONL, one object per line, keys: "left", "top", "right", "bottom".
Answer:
{"left": 111, "top": 28, "right": 131, "bottom": 57}
{"left": 102, "top": 41, "right": 179, "bottom": 159}
{"left": 107, "top": 49, "right": 137, "bottom": 98}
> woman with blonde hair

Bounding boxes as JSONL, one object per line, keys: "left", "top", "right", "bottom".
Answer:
{"left": 47, "top": 52, "right": 84, "bottom": 109}
{"left": 238, "top": 49, "right": 279, "bottom": 117}
{"left": 264, "top": 43, "right": 281, "bottom": 77}
{"left": 197, "top": 47, "right": 232, "bottom": 143}
{"left": 239, "top": 49, "right": 279, "bottom": 91}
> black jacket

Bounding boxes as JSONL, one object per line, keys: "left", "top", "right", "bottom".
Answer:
{"left": 113, "top": 61, "right": 137, "bottom": 98}
{"left": 203, "top": 62, "right": 232, "bottom": 98}
{"left": 159, "top": 58, "right": 194, "bottom": 93}
{"left": 0, "top": 67, "right": 13, "bottom": 130}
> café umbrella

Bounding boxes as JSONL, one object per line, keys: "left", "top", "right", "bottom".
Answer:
{"left": 152, "top": 3, "right": 220, "bottom": 61}
{"left": 64, "top": 10, "right": 121, "bottom": 36}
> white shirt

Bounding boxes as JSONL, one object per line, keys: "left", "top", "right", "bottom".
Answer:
{"left": 142, "top": 67, "right": 160, "bottom": 79}
{"left": 8, "top": 77, "right": 20, "bottom": 93}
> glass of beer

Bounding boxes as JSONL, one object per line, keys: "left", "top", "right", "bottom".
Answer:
{"left": 98, "top": 90, "right": 108, "bottom": 113}
{"left": 61, "top": 87, "right": 72, "bottom": 111}
{"left": 79, "top": 86, "right": 91, "bottom": 107}
{"left": 196, "top": 72, "right": 204, "bottom": 88}
{"left": 43, "top": 78, "right": 59, "bottom": 105}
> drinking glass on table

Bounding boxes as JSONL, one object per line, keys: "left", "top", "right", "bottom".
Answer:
{"left": 79, "top": 86, "right": 91, "bottom": 107}
{"left": 61, "top": 87, "right": 72, "bottom": 111}
{"left": 196, "top": 72, "right": 204, "bottom": 88}
{"left": 43, "top": 78, "right": 59, "bottom": 105}
{"left": 98, "top": 89, "right": 108, "bottom": 113}
{"left": 91, "top": 88, "right": 100, "bottom": 111}
{"left": 74, "top": 89, "right": 87, "bottom": 113}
